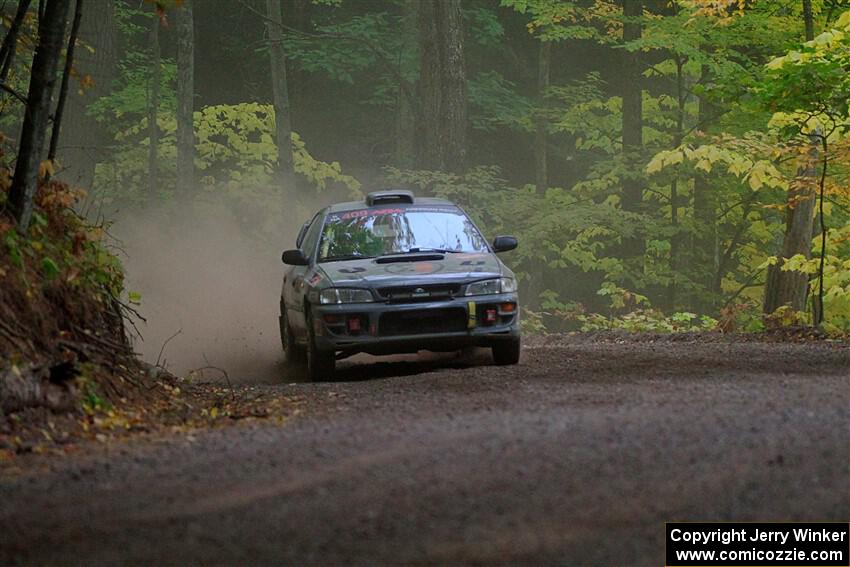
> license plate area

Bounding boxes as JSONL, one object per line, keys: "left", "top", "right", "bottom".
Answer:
{"left": 378, "top": 308, "right": 467, "bottom": 336}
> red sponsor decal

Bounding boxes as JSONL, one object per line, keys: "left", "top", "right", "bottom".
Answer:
{"left": 339, "top": 207, "right": 404, "bottom": 220}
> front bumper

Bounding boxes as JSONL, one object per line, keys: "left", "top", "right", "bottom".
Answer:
{"left": 311, "top": 293, "right": 520, "bottom": 355}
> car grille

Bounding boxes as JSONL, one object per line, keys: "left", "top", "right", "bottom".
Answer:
{"left": 379, "top": 308, "right": 467, "bottom": 337}
{"left": 377, "top": 284, "right": 460, "bottom": 303}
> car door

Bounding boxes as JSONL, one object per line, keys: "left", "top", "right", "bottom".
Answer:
{"left": 285, "top": 212, "right": 323, "bottom": 335}
{"left": 282, "top": 221, "right": 309, "bottom": 309}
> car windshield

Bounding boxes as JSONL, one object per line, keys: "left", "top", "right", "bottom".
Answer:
{"left": 318, "top": 206, "right": 489, "bottom": 261}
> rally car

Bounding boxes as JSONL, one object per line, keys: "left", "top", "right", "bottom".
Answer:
{"left": 279, "top": 190, "right": 520, "bottom": 380}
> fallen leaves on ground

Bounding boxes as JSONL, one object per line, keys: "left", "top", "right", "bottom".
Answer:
{"left": 0, "top": 366, "right": 304, "bottom": 468}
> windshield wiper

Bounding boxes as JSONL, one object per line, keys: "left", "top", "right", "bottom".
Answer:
{"left": 403, "top": 247, "right": 462, "bottom": 254}
{"left": 321, "top": 254, "right": 375, "bottom": 262}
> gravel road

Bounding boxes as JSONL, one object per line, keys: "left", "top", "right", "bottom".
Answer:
{"left": 2, "top": 335, "right": 850, "bottom": 566}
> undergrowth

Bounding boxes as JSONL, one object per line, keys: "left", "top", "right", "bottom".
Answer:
{"left": 0, "top": 171, "right": 131, "bottom": 365}
{"left": 521, "top": 282, "right": 842, "bottom": 338}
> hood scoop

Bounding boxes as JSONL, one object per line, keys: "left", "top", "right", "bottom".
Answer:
{"left": 375, "top": 253, "right": 445, "bottom": 264}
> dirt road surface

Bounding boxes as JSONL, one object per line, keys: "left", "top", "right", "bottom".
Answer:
{"left": 2, "top": 335, "right": 850, "bottom": 566}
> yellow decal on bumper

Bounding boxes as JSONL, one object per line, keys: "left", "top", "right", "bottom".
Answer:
{"left": 467, "top": 301, "right": 476, "bottom": 329}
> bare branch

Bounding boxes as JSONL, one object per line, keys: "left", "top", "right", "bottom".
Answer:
{"left": 0, "top": 82, "right": 27, "bottom": 104}
{"left": 156, "top": 328, "right": 182, "bottom": 368}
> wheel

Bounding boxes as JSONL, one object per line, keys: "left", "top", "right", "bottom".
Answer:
{"left": 279, "top": 307, "right": 305, "bottom": 363}
{"left": 492, "top": 336, "right": 521, "bottom": 366}
{"left": 306, "top": 313, "right": 335, "bottom": 381}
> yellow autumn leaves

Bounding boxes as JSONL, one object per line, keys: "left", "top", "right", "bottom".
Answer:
{"left": 646, "top": 143, "right": 786, "bottom": 191}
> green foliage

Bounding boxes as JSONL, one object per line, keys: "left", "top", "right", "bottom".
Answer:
{"left": 60, "top": 0, "right": 850, "bottom": 337}
{"left": 41, "top": 257, "right": 60, "bottom": 280}
{"left": 0, "top": 178, "right": 128, "bottom": 344}
{"left": 94, "top": 103, "right": 360, "bottom": 209}
{"left": 499, "top": 0, "right": 610, "bottom": 42}
{"left": 533, "top": 283, "right": 717, "bottom": 334}
{"left": 468, "top": 72, "right": 534, "bottom": 132}
{"left": 323, "top": 222, "right": 385, "bottom": 258}
{"left": 385, "top": 165, "right": 645, "bottom": 294}
{"left": 80, "top": 374, "right": 112, "bottom": 414}
{"left": 761, "top": 223, "right": 850, "bottom": 332}
{"left": 640, "top": 6, "right": 850, "bottom": 331}
{"left": 5, "top": 230, "right": 23, "bottom": 268}
{"left": 579, "top": 310, "right": 718, "bottom": 333}
{"left": 455, "top": 1, "right": 850, "bottom": 332}
{"left": 89, "top": 54, "right": 177, "bottom": 126}
{"left": 646, "top": 134, "right": 788, "bottom": 191}
{"left": 285, "top": 13, "right": 395, "bottom": 85}
{"left": 90, "top": 2, "right": 178, "bottom": 134}
{"left": 759, "top": 12, "right": 850, "bottom": 133}
{"left": 465, "top": 5, "right": 506, "bottom": 47}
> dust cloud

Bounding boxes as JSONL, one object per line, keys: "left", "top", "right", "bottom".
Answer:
{"left": 111, "top": 192, "right": 484, "bottom": 384}
{"left": 114, "top": 204, "right": 294, "bottom": 383}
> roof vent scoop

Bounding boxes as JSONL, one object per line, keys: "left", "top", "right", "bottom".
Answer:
{"left": 366, "top": 190, "right": 415, "bottom": 206}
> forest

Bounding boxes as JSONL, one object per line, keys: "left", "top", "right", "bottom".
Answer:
{"left": 3, "top": 0, "right": 850, "bottom": 352}
{"left": 5, "top": 2, "right": 850, "bottom": 563}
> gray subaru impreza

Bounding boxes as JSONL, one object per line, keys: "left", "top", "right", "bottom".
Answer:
{"left": 280, "top": 190, "right": 520, "bottom": 380}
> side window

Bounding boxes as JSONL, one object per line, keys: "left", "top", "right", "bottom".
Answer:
{"left": 295, "top": 221, "right": 310, "bottom": 248}
{"left": 300, "top": 213, "right": 324, "bottom": 259}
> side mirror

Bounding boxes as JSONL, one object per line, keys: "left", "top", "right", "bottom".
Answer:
{"left": 492, "top": 235, "right": 518, "bottom": 253}
{"left": 282, "top": 249, "right": 309, "bottom": 266}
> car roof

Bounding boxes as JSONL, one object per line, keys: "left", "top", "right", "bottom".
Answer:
{"left": 325, "top": 196, "right": 457, "bottom": 214}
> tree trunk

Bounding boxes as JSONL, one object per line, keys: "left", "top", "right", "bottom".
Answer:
{"left": 283, "top": 0, "right": 311, "bottom": 131}
{"left": 762, "top": 151, "right": 817, "bottom": 314}
{"left": 147, "top": 6, "right": 160, "bottom": 203}
{"left": 813, "top": 135, "right": 828, "bottom": 326}
{"left": 56, "top": 0, "right": 116, "bottom": 190}
{"left": 176, "top": 0, "right": 195, "bottom": 199}
{"left": 394, "top": 0, "right": 417, "bottom": 169}
{"left": 47, "top": 0, "right": 82, "bottom": 164}
{"left": 265, "top": 0, "right": 296, "bottom": 195}
{"left": 692, "top": 64, "right": 718, "bottom": 312}
{"left": 0, "top": 0, "right": 33, "bottom": 86}
{"left": 534, "top": 40, "right": 550, "bottom": 193}
{"left": 8, "top": 0, "right": 70, "bottom": 231}
{"left": 417, "top": 0, "right": 440, "bottom": 171}
{"left": 416, "top": 0, "right": 466, "bottom": 173}
{"left": 667, "top": 55, "right": 685, "bottom": 310}
{"left": 440, "top": 0, "right": 466, "bottom": 174}
{"left": 762, "top": 0, "right": 818, "bottom": 316}
{"left": 802, "top": 0, "right": 814, "bottom": 41}
{"left": 620, "top": 0, "right": 644, "bottom": 258}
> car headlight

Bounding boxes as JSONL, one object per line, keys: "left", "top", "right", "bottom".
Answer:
{"left": 320, "top": 288, "right": 374, "bottom": 304}
{"left": 465, "top": 277, "right": 517, "bottom": 296}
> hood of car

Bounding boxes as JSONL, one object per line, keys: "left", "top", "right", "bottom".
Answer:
{"left": 318, "top": 252, "right": 507, "bottom": 288}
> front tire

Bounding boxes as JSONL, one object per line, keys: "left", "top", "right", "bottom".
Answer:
{"left": 306, "top": 313, "right": 335, "bottom": 381}
{"left": 492, "top": 336, "right": 521, "bottom": 366}
{"left": 280, "top": 307, "right": 305, "bottom": 363}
